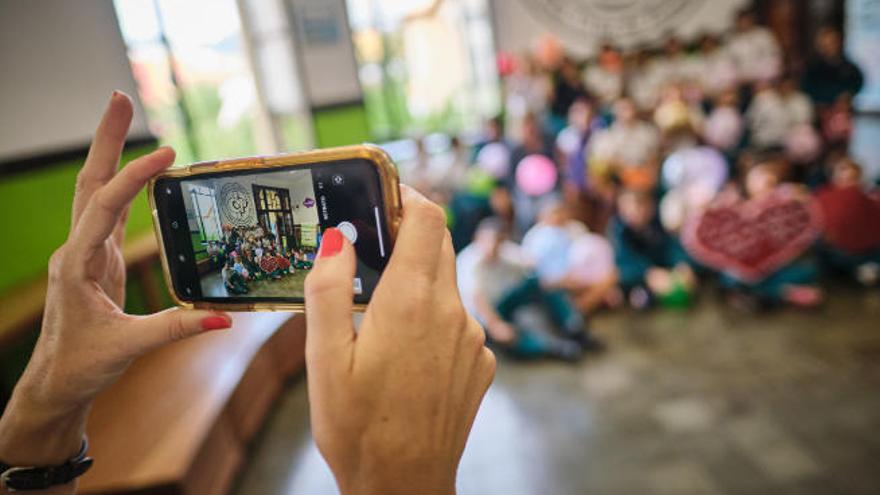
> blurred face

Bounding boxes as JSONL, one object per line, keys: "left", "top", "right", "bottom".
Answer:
{"left": 701, "top": 37, "right": 718, "bottom": 53}
{"left": 490, "top": 188, "right": 513, "bottom": 218}
{"left": 736, "top": 13, "right": 755, "bottom": 31}
{"left": 619, "top": 194, "right": 654, "bottom": 229}
{"left": 817, "top": 30, "right": 842, "bottom": 58}
{"left": 832, "top": 160, "right": 862, "bottom": 187}
{"left": 568, "top": 100, "right": 593, "bottom": 131}
{"left": 745, "top": 166, "right": 779, "bottom": 198}
{"left": 476, "top": 229, "right": 503, "bottom": 259}
{"left": 540, "top": 205, "right": 569, "bottom": 226}
{"left": 614, "top": 99, "right": 637, "bottom": 125}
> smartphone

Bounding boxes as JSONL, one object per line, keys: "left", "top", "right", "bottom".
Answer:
{"left": 148, "top": 145, "right": 401, "bottom": 312}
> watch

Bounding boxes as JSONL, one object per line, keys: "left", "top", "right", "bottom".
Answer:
{"left": 0, "top": 437, "right": 93, "bottom": 492}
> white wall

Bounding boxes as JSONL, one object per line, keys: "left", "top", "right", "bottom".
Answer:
{"left": 0, "top": 0, "right": 150, "bottom": 161}
{"left": 491, "top": 0, "right": 750, "bottom": 58}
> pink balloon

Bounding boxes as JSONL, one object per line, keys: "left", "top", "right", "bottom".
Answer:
{"left": 476, "top": 142, "right": 511, "bottom": 179}
{"left": 516, "top": 154, "right": 558, "bottom": 196}
{"left": 568, "top": 233, "right": 615, "bottom": 285}
{"left": 703, "top": 107, "right": 743, "bottom": 150}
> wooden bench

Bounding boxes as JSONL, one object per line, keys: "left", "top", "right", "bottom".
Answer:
{"left": 0, "top": 232, "right": 308, "bottom": 495}
{"left": 80, "top": 312, "right": 306, "bottom": 495}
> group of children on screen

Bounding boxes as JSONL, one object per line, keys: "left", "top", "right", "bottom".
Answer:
{"left": 211, "top": 225, "right": 314, "bottom": 295}
{"left": 416, "top": 8, "right": 877, "bottom": 362}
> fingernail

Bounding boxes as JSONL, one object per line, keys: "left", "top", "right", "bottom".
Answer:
{"left": 319, "top": 228, "right": 344, "bottom": 258}
{"left": 201, "top": 315, "right": 232, "bottom": 331}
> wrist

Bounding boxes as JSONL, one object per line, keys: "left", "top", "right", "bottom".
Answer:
{"left": 0, "top": 378, "right": 90, "bottom": 466}
{"left": 336, "top": 459, "right": 456, "bottom": 495}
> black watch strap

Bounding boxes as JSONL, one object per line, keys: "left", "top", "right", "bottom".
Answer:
{"left": 0, "top": 437, "right": 93, "bottom": 492}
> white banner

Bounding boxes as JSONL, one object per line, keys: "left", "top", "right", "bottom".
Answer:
{"left": 492, "top": 0, "right": 749, "bottom": 57}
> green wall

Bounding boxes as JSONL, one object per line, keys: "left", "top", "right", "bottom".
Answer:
{"left": 312, "top": 104, "right": 371, "bottom": 148}
{"left": 0, "top": 146, "right": 157, "bottom": 296}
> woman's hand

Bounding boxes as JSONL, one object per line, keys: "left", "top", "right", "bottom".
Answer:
{"left": 0, "top": 92, "right": 230, "bottom": 476}
{"left": 304, "top": 186, "right": 496, "bottom": 495}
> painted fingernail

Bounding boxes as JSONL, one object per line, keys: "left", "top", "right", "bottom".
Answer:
{"left": 319, "top": 228, "right": 344, "bottom": 258}
{"left": 201, "top": 315, "right": 232, "bottom": 331}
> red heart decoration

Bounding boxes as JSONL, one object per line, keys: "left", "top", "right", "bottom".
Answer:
{"left": 682, "top": 190, "right": 822, "bottom": 282}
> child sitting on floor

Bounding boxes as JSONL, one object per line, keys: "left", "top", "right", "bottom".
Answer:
{"left": 522, "top": 201, "right": 619, "bottom": 315}
{"left": 457, "top": 218, "right": 604, "bottom": 362}
{"left": 222, "top": 260, "right": 249, "bottom": 295}
{"left": 609, "top": 190, "right": 696, "bottom": 309}
{"left": 720, "top": 163, "right": 824, "bottom": 308}
{"left": 815, "top": 157, "right": 880, "bottom": 286}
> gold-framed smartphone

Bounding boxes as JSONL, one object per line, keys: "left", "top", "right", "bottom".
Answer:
{"left": 148, "top": 144, "right": 401, "bottom": 312}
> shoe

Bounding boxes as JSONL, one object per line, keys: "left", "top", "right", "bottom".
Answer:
{"left": 856, "top": 263, "right": 880, "bottom": 287}
{"left": 628, "top": 286, "right": 652, "bottom": 310}
{"left": 577, "top": 333, "right": 606, "bottom": 353}
{"left": 548, "top": 340, "right": 583, "bottom": 363}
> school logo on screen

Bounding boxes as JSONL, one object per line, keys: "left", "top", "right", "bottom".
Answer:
{"left": 219, "top": 182, "right": 253, "bottom": 226}
{"left": 519, "top": 0, "right": 702, "bottom": 46}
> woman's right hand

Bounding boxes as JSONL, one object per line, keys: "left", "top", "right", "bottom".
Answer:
{"left": 304, "top": 186, "right": 496, "bottom": 495}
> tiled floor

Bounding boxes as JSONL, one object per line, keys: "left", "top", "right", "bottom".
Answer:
{"left": 233, "top": 285, "right": 880, "bottom": 495}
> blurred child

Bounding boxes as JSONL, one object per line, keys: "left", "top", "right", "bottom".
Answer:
{"left": 693, "top": 34, "right": 738, "bottom": 100}
{"left": 609, "top": 190, "right": 696, "bottom": 309}
{"left": 726, "top": 9, "right": 782, "bottom": 84}
{"left": 815, "top": 157, "right": 880, "bottom": 286}
{"left": 720, "top": 163, "right": 824, "bottom": 308}
{"left": 589, "top": 98, "right": 661, "bottom": 192}
{"left": 703, "top": 89, "right": 745, "bottom": 155}
{"left": 222, "top": 260, "right": 249, "bottom": 295}
{"left": 745, "top": 82, "right": 787, "bottom": 151}
{"left": 522, "top": 202, "right": 619, "bottom": 314}
{"left": 584, "top": 43, "right": 624, "bottom": 107}
{"left": 802, "top": 26, "right": 864, "bottom": 107}
{"left": 457, "top": 218, "right": 603, "bottom": 362}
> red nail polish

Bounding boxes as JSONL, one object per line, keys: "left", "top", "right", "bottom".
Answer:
{"left": 201, "top": 315, "right": 231, "bottom": 331}
{"left": 319, "top": 228, "right": 344, "bottom": 258}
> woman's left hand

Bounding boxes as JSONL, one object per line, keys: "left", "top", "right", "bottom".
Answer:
{"left": 0, "top": 92, "right": 231, "bottom": 476}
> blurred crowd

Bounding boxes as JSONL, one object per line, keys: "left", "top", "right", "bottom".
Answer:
{"left": 402, "top": 9, "right": 879, "bottom": 362}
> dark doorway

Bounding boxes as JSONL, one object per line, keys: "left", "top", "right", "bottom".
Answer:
{"left": 252, "top": 185, "right": 295, "bottom": 252}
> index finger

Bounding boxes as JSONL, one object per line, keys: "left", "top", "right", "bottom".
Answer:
{"left": 384, "top": 185, "right": 448, "bottom": 281}
{"left": 68, "top": 147, "right": 175, "bottom": 260}
{"left": 71, "top": 91, "right": 134, "bottom": 230}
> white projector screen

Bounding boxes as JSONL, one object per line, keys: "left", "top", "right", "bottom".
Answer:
{"left": 0, "top": 0, "right": 151, "bottom": 162}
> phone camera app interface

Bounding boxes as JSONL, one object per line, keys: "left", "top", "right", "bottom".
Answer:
{"left": 177, "top": 159, "right": 389, "bottom": 302}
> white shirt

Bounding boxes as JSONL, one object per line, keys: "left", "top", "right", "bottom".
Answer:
{"left": 584, "top": 65, "right": 624, "bottom": 105}
{"left": 690, "top": 50, "right": 738, "bottom": 96}
{"left": 590, "top": 121, "right": 660, "bottom": 168}
{"left": 726, "top": 27, "right": 782, "bottom": 83}
{"left": 746, "top": 89, "right": 815, "bottom": 148}
{"left": 456, "top": 241, "right": 527, "bottom": 317}
{"left": 746, "top": 89, "right": 788, "bottom": 148}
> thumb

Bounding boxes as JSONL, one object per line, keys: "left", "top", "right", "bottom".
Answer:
{"left": 304, "top": 228, "right": 356, "bottom": 366}
{"left": 125, "top": 308, "right": 232, "bottom": 354}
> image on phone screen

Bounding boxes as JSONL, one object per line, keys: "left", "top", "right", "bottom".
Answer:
{"left": 154, "top": 158, "right": 394, "bottom": 305}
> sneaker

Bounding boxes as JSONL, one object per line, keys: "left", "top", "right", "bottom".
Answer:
{"left": 856, "top": 262, "right": 880, "bottom": 287}
{"left": 628, "top": 286, "right": 652, "bottom": 310}
{"left": 547, "top": 340, "right": 583, "bottom": 363}
{"left": 577, "top": 333, "right": 606, "bottom": 353}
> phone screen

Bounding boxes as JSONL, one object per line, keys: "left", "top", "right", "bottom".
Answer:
{"left": 153, "top": 158, "right": 394, "bottom": 305}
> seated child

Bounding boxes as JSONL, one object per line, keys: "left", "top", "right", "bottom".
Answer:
{"left": 457, "top": 218, "right": 604, "bottom": 362}
{"left": 720, "top": 163, "right": 824, "bottom": 308}
{"left": 609, "top": 190, "right": 696, "bottom": 309}
{"left": 522, "top": 201, "right": 618, "bottom": 314}
{"left": 815, "top": 157, "right": 880, "bottom": 286}
{"left": 222, "top": 260, "right": 249, "bottom": 295}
